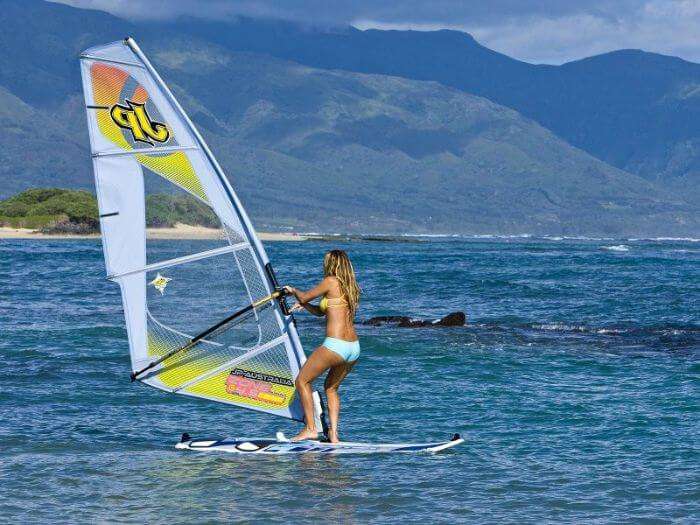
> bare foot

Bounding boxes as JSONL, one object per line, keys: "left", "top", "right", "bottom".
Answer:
{"left": 290, "top": 428, "right": 318, "bottom": 442}
{"left": 328, "top": 428, "right": 340, "bottom": 443}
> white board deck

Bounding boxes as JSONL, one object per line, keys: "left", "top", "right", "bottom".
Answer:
{"left": 175, "top": 433, "right": 464, "bottom": 455}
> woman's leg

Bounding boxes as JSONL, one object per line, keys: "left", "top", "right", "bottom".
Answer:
{"left": 324, "top": 361, "right": 356, "bottom": 443}
{"left": 292, "top": 346, "right": 345, "bottom": 441}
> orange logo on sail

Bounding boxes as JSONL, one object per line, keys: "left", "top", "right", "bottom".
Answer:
{"left": 110, "top": 100, "right": 170, "bottom": 145}
{"left": 225, "top": 372, "right": 287, "bottom": 406}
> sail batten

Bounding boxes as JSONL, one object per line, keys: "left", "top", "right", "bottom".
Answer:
{"left": 79, "top": 54, "right": 144, "bottom": 68}
{"left": 93, "top": 145, "right": 198, "bottom": 158}
{"left": 108, "top": 242, "right": 250, "bottom": 280}
{"left": 80, "top": 38, "right": 310, "bottom": 423}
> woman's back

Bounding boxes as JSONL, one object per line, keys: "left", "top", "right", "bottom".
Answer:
{"left": 323, "top": 276, "right": 357, "bottom": 341}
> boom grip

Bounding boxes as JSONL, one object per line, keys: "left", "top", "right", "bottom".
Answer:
{"left": 265, "top": 263, "right": 291, "bottom": 316}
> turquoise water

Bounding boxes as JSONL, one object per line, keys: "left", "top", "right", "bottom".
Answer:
{"left": 1, "top": 237, "right": 698, "bottom": 523}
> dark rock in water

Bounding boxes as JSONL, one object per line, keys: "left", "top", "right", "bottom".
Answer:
{"left": 363, "top": 311, "right": 466, "bottom": 327}
{"left": 436, "top": 312, "right": 466, "bottom": 326}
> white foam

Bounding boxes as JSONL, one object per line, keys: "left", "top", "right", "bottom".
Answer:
{"left": 628, "top": 237, "right": 699, "bottom": 242}
{"left": 400, "top": 233, "right": 459, "bottom": 238}
{"left": 535, "top": 323, "right": 586, "bottom": 332}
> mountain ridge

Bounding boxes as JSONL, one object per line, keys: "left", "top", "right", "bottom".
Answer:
{"left": 0, "top": 1, "right": 697, "bottom": 235}
{"left": 151, "top": 13, "right": 700, "bottom": 193}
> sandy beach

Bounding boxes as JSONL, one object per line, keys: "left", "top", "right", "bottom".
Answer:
{"left": 0, "top": 224, "right": 310, "bottom": 241}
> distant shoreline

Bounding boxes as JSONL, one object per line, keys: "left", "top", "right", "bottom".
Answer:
{"left": 0, "top": 225, "right": 309, "bottom": 242}
{"left": 0, "top": 223, "right": 433, "bottom": 243}
{"left": 3, "top": 226, "right": 696, "bottom": 243}
{"left": 0, "top": 224, "right": 418, "bottom": 243}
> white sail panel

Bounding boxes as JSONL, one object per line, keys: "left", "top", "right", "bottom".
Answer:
{"left": 92, "top": 155, "right": 145, "bottom": 277}
{"left": 80, "top": 38, "right": 311, "bottom": 422}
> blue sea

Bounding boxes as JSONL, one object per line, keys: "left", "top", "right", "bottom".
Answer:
{"left": 1, "top": 237, "right": 698, "bottom": 523}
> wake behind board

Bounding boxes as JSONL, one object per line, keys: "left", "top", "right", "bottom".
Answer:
{"left": 175, "top": 433, "right": 464, "bottom": 455}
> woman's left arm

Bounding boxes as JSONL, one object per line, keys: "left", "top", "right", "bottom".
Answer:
{"left": 295, "top": 302, "right": 324, "bottom": 317}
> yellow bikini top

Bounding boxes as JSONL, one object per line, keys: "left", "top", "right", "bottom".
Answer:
{"left": 319, "top": 294, "right": 348, "bottom": 313}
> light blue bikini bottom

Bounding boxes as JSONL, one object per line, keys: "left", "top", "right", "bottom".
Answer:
{"left": 323, "top": 337, "right": 361, "bottom": 362}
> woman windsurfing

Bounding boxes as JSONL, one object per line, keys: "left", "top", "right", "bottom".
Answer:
{"left": 284, "top": 249, "right": 361, "bottom": 443}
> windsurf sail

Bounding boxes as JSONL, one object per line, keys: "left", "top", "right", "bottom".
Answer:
{"left": 79, "top": 38, "right": 320, "bottom": 425}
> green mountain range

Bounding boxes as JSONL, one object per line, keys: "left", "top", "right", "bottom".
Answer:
{"left": 0, "top": 0, "right": 697, "bottom": 236}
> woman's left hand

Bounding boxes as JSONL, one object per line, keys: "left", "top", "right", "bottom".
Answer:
{"left": 290, "top": 302, "right": 304, "bottom": 312}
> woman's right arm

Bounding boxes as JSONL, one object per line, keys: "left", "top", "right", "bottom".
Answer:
{"left": 285, "top": 277, "right": 332, "bottom": 304}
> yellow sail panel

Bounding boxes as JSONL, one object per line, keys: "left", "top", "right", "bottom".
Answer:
{"left": 146, "top": 332, "right": 210, "bottom": 389}
{"left": 136, "top": 151, "right": 206, "bottom": 202}
{"left": 146, "top": 323, "right": 244, "bottom": 391}
{"left": 183, "top": 367, "right": 297, "bottom": 410}
{"left": 89, "top": 62, "right": 207, "bottom": 201}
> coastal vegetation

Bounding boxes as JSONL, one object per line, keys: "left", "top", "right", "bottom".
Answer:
{"left": 0, "top": 188, "right": 98, "bottom": 233}
{"left": 0, "top": 189, "right": 218, "bottom": 233}
{"left": 144, "top": 194, "right": 219, "bottom": 229}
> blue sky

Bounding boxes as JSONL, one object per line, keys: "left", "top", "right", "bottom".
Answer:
{"left": 55, "top": 0, "right": 700, "bottom": 64}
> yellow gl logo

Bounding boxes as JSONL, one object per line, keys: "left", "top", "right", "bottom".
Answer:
{"left": 110, "top": 100, "right": 170, "bottom": 146}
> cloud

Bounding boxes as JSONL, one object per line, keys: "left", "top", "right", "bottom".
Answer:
{"left": 53, "top": 0, "right": 700, "bottom": 64}
{"left": 451, "top": 0, "right": 700, "bottom": 64}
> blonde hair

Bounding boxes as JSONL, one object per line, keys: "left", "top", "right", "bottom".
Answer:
{"left": 323, "top": 249, "right": 361, "bottom": 316}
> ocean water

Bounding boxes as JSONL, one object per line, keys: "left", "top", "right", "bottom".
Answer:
{"left": 1, "top": 237, "right": 698, "bottom": 524}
